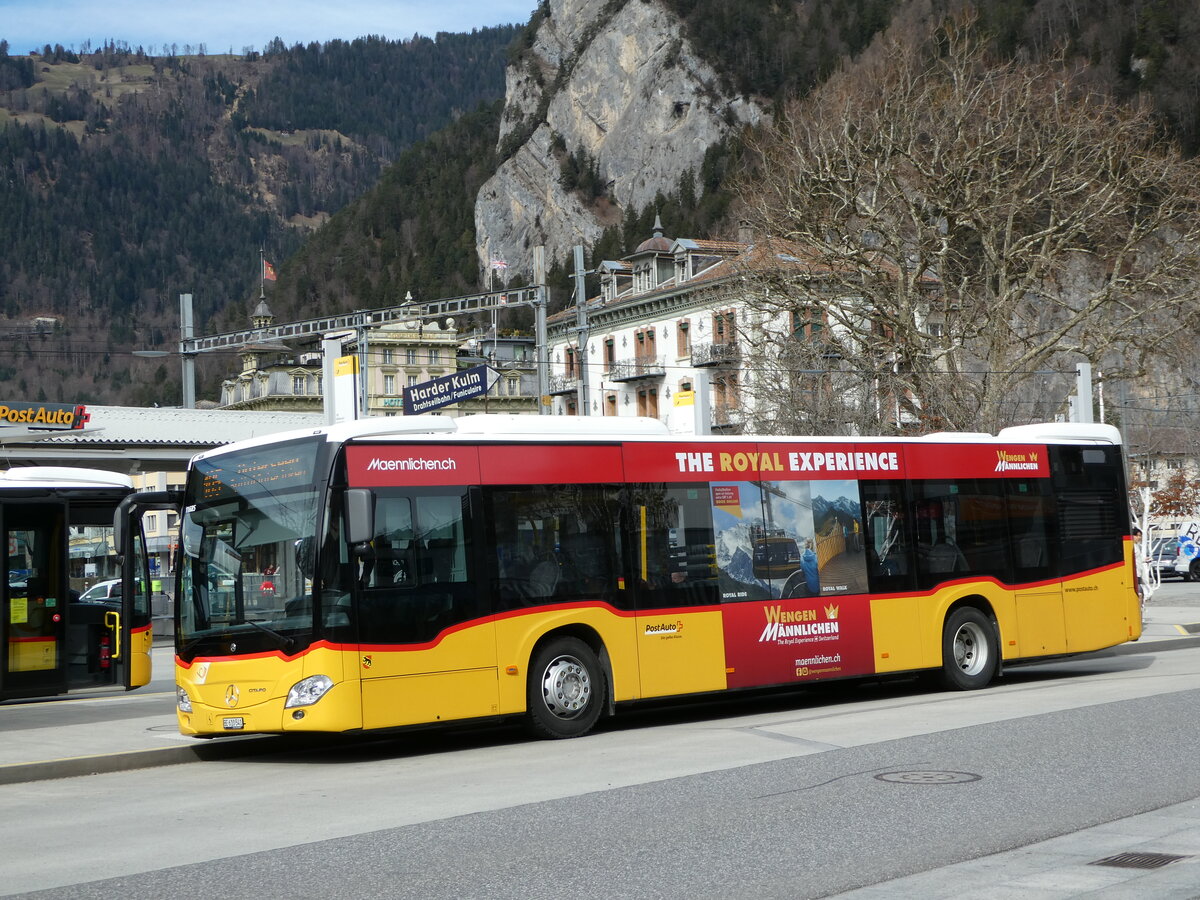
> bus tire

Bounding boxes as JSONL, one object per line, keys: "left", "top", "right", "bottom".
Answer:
{"left": 940, "top": 607, "right": 997, "bottom": 691}
{"left": 526, "top": 637, "right": 605, "bottom": 739}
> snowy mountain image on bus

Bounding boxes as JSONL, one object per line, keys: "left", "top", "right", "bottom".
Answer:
{"left": 711, "top": 479, "right": 868, "bottom": 600}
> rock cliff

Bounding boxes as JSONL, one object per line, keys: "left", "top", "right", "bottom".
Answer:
{"left": 474, "top": 0, "right": 764, "bottom": 279}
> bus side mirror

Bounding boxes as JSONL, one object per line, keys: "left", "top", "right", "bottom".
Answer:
{"left": 344, "top": 489, "right": 374, "bottom": 547}
{"left": 112, "top": 508, "right": 128, "bottom": 564}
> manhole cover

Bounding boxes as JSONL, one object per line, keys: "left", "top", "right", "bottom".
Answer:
{"left": 1091, "top": 852, "right": 1189, "bottom": 870}
{"left": 875, "top": 770, "right": 981, "bottom": 784}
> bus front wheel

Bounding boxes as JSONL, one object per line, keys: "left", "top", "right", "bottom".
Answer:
{"left": 941, "top": 607, "right": 997, "bottom": 691}
{"left": 526, "top": 637, "right": 605, "bottom": 739}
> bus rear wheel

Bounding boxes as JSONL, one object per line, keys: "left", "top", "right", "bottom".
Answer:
{"left": 526, "top": 637, "right": 605, "bottom": 739}
{"left": 941, "top": 607, "right": 997, "bottom": 690}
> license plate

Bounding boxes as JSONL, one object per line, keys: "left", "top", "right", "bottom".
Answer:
{"left": 222, "top": 717, "right": 245, "bottom": 730}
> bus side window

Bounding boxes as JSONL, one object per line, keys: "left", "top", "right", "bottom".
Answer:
{"left": 1051, "top": 445, "right": 1125, "bottom": 576}
{"left": 912, "top": 480, "right": 1011, "bottom": 586}
{"left": 628, "top": 484, "right": 719, "bottom": 610}
{"left": 366, "top": 496, "right": 415, "bottom": 588}
{"left": 357, "top": 489, "right": 477, "bottom": 645}
{"left": 1007, "top": 479, "right": 1055, "bottom": 582}
{"left": 862, "top": 481, "right": 913, "bottom": 593}
{"left": 484, "top": 485, "right": 627, "bottom": 610}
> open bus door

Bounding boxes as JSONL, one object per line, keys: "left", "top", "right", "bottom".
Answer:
{"left": 115, "top": 491, "right": 182, "bottom": 690}
{"left": 1, "top": 500, "right": 71, "bottom": 699}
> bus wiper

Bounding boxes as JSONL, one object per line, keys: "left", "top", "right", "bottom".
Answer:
{"left": 243, "top": 619, "right": 296, "bottom": 653}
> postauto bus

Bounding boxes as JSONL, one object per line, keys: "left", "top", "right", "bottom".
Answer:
{"left": 1, "top": 466, "right": 174, "bottom": 700}
{"left": 167, "top": 416, "right": 1140, "bottom": 739}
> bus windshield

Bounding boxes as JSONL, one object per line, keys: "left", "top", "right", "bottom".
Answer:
{"left": 178, "top": 439, "right": 324, "bottom": 659}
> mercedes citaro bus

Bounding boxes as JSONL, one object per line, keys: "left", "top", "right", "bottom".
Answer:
{"left": 164, "top": 415, "right": 1140, "bottom": 739}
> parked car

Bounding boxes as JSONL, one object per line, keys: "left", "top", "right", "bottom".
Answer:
{"left": 77, "top": 579, "right": 122, "bottom": 603}
{"left": 1150, "top": 538, "right": 1182, "bottom": 581}
{"left": 1175, "top": 547, "right": 1200, "bottom": 582}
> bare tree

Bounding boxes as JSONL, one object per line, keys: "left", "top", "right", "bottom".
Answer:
{"left": 733, "top": 11, "right": 1200, "bottom": 435}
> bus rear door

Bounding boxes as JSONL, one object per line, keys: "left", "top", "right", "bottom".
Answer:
{"left": 2, "top": 501, "right": 70, "bottom": 699}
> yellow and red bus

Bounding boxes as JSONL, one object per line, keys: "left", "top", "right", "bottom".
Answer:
{"left": 170, "top": 416, "right": 1140, "bottom": 739}
{"left": 1, "top": 467, "right": 169, "bottom": 700}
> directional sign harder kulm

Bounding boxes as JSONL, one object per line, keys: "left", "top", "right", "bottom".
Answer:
{"left": 403, "top": 365, "right": 499, "bottom": 414}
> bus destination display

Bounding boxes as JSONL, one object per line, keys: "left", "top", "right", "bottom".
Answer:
{"left": 197, "top": 442, "right": 319, "bottom": 502}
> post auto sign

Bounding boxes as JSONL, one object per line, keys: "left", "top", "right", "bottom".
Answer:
{"left": 0, "top": 402, "right": 90, "bottom": 431}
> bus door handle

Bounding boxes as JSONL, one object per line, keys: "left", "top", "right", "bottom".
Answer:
{"left": 104, "top": 610, "right": 122, "bottom": 660}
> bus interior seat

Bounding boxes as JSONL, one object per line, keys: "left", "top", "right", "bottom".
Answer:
{"left": 526, "top": 560, "right": 560, "bottom": 598}
{"left": 560, "top": 531, "right": 608, "bottom": 588}
{"left": 426, "top": 538, "right": 457, "bottom": 583}
{"left": 925, "top": 540, "right": 967, "bottom": 574}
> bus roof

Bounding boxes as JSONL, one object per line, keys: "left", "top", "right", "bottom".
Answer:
{"left": 188, "top": 415, "right": 1122, "bottom": 469}
{"left": 0, "top": 466, "right": 135, "bottom": 490}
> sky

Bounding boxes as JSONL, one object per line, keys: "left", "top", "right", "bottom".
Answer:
{"left": 1, "top": 1, "right": 537, "bottom": 56}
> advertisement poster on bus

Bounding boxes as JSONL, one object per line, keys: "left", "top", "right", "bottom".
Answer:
{"left": 709, "top": 479, "right": 868, "bottom": 601}
{"left": 712, "top": 478, "right": 874, "bottom": 687}
{"left": 721, "top": 594, "right": 875, "bottom": 687}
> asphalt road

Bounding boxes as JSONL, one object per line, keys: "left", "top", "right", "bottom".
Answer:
{"left": 3, "top": 638, "right": 1198, "bottom": 899}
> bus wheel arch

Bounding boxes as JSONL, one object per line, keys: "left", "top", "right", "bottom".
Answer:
{"left": 940, "top": 599, "right": 999, "bottom": 691}
{"left": 524, "top": 628, "right": 609, "bottom": 739}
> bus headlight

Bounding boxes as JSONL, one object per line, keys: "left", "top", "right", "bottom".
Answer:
{"left": 285, "top": 674, "right": 334, "bottom": 708}
{"left": 177, "top": 687, "right": 193, "bottom": 713}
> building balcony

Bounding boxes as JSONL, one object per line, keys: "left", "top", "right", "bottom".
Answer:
{"left": 220, "top": 371, "right": 323, "bottom": 409}
{"left": 608, "top": 356, "right": 666, "bottom": 382}
{"left": 691, "top": 341, "right": 741, "bottom": 367}
{"left": 549, "top": 374, "right": 579, "bottom": 396}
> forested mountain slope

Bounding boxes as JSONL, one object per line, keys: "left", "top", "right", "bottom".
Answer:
{"left": 0, "top": 29, "right": 515, "bottom": 404}
{"left": 1, "top": 0, "right": 1197, "bottom": 406}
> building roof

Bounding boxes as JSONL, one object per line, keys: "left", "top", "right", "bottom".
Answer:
{"left": 0, "top": 405, "right": 327, "bottom": 472}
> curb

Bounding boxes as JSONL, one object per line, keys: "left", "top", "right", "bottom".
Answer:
{"left": 1075, "top": 632, "right": 1200, "bottom": 658}
{"left": 0, "top": 735, "right": 281, "bottom": 786}
{"left": 5, "top": 633, "right": 1198, "bottom": 786}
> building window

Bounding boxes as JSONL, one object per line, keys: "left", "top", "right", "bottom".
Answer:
{"left": 429, "top": 349, "right": 440, "bottom": 365}
{"left": 677, "top": 320, "right": 690, "bottom": 356}
{"left": 381, "top": 348, "right": 395, "bottom": 365}
{"left": 714, "top": 310, "right": 736, "bottom": 344}
{"left": 791, "top": 308, "right": 825, "bottom": 340}
{"left": 604, "top": 338, "right": 615, "bottom": 371}
{"left": 407, "top": 375, "right": 419, "bottom": 388}
{"left": 565, "top": 346, "right": 577, "bottom": 378}
{"left": 635, "top": 329, "right": 656, "bottom": 360}
{"left": 384, "top": 374, "right": 396, "bottom": 395}
{"left": 605, "top": 392, "right": 617, "bottom": 416}
{"left": 292, "top": 375, "right": 306, "bottom": 395}
{"left": 406, "top": 348, "right": 417, "bottom": 365}
{"left": 714, "top": 374, "right": 738, "bottom": 418}
{"left": 637, "top": 387, "right": 659, "bottom": 418}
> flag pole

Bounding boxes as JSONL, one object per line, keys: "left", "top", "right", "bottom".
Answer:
{"left": 259, "top": 246, "right": 265, "bottom": 300}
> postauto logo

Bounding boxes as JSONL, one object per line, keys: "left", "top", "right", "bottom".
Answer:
{"left": 0, "top": 402, "right": 89, "bottom": 431}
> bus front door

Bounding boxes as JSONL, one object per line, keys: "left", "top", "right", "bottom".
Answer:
{"left": 117, "top": 503, "right": 155, "bottom": 689}
{"left": 1, "top": 502, "right": 70, "bottom": 699}
{"left": 115, "top": 490, "right": 181, "bottom": 690}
